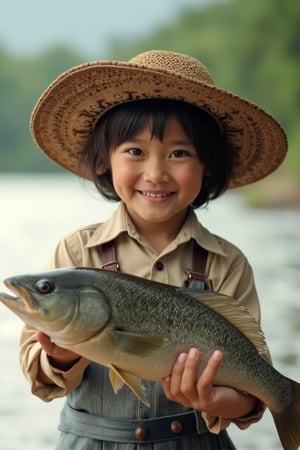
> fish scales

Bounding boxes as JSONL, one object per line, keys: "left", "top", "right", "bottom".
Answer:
{"left": 1, "top": 267, "right": 300, "bottom": 450}
{"left": 97, "top": 270, "right": 293, "bottom": 405}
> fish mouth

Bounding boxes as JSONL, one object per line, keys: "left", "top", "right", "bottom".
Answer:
{"left": 2, "top": 280, "right": 35, "bottom": 308}
{"left": 0, "top": 291, "right": 21, "bottom": 302}
{"left": 0, "top": 289, "right": 25, "bottom": 313}
{"left": 3, "top": 279, "right": 21, "bottom": 299}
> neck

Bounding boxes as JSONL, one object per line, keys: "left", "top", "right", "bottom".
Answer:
{"left": 127, "top": 208, "right": 189, "bottom": 254}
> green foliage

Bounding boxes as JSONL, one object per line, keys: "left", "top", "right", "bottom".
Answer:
{"left": 0, "top": 0, "right": 299, "bottom": 176}
{"left": 0, "top": 45, "right": 84, "bottom": 172}
{"left": 111, "top": 0, "right": 300, "bottom": 176}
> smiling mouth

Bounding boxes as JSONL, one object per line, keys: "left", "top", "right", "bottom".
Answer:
{"left": 140, "top": 191, "right": 174, "bottom": 198}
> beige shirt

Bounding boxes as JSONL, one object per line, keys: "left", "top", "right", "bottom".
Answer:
{"left": 20, "top": 203, "right": 267, "bottom": 432}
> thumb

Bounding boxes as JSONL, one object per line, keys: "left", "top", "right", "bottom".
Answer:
{"left": 36, "top": 331, "right": 56, "bottom": 354}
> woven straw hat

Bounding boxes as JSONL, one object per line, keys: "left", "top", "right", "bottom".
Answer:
{"left": 30, "top": 50, "right": 287, "bottom": 187}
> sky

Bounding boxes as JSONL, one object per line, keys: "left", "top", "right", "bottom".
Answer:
{"left": 1, "top": 0, "right": 210, "bottom": 58}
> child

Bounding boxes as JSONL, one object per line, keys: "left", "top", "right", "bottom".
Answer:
{"left": 20, "top": 50, "right": 287, "bottom": 449}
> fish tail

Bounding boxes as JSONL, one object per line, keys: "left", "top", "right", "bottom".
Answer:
{"left": 272, "top": 380, "right": 300, "bottom": 450}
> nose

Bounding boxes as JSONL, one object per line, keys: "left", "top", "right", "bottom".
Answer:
{"left": 143, "top": 159, "right": 169, "bottom": 184}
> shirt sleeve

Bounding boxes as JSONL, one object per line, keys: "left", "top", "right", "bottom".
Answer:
{"left": 19, "top": 325, "right": 90, "bottom": 401}
{"left": 201, "top": 245, "right": 271, "bottom": 433}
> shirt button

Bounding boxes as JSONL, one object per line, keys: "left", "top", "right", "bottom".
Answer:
{"left": 155, "top": 261, "right": 164, "bottom": 271}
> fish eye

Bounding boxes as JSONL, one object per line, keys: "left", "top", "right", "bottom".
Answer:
{"left": 35, "top": 279, "right": 54, "bottom": 294}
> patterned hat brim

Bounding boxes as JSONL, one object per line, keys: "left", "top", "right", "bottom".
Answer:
{"left": 30, "top": 52, "right": 287, "bottom": 187}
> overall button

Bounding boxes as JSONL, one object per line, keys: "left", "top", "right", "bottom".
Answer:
{"left": 135, "top": 426, "right": 147, "bottom": 441}
{"left": 171, "top": 420, "right": 183, "bottom": 434}
{"left": 155, "top": 261, "right": 164, "bottom": 271}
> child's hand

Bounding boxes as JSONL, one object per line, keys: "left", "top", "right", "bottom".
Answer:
{"left": 37, "top": 331, "right": 80, "bottom": 371}
{"left": 162, "top": 348, "right": 222, "bottom": 411}
{"left": 162, "top": 348, "right": 257, "bottom": 419}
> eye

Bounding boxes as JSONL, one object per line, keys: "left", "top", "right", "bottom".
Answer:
{"left": 170, "top": 150, "right": 189, "bottom": 158}
{"left": 128, "top": 148, "right": 143, "bottom": 156}
{"left": 34, "top": 279, "right": 54, "bottom": 294}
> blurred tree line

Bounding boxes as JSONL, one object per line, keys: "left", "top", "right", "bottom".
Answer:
{"left": 0, "top": 0, "right": 299, "bottom": 179}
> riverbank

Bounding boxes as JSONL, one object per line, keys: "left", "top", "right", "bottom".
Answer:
{"left": 241, "top": 168, "right": 300, "bottom": 210}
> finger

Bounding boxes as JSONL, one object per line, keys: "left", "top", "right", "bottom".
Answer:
{"left": 178, "top": 348, "right": 200, "bottom": 399}
{"left": 196, "top": 350, "right": 223, "bottom": 400}
{"left": 163, "top": 352, "right": 188, "bottom": 402}
{"left": 162, "top": 375, "right": 171, "bottom": 396}
{"left": 36, "top": 331, "right": 55, "bottom": 354}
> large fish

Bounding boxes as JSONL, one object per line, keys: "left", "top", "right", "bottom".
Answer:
{"left": 0, "top": 267, "right": 300, "bottom": 450}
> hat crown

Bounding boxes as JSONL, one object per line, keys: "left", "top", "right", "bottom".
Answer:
{"left": 129, "top": 50, "right": 214, "bottom": 85}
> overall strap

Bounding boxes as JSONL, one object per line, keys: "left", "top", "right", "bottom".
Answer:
{"left": 100, "top": 241, "right": 120, "bottom": 271}
{"left": 184, "top": 242, "right": 209, "bottom": 290}
{"left": 99, "top": 240, "right": 209, "bottom": 289}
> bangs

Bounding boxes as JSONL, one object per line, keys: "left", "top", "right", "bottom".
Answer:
{"left": 102, "top": 99, "right": 192, "bottom": 149}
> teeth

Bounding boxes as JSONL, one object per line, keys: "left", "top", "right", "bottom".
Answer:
{"left": 142, "top": 191, "right": 170, "bottom": 198}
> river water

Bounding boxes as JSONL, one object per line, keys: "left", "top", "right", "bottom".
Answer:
{"left": 0, "top": 174, "right": 299, "bottom": 450}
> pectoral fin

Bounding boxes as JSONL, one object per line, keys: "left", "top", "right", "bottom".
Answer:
{"left": 109, "top": 364, "right": 150, "bottom": 407}
{"left": 113, "top": 329, "right": 165, "bottom": 356}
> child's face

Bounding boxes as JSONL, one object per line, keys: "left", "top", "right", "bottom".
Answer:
{"left": 106, "top": 116, "right": 205, "bottom": 231}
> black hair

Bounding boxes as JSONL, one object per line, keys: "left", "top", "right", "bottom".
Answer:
{"left": 79, "top": 99, "right": 235, "bottom": 208}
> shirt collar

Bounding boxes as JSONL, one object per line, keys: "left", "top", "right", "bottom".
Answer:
{"left": 85, "top": 203, "right": 137, "bottom": 248}
{"left": 86, "top": 203, "right": 227, "bottom": 257}
{"left": 176, "top": 208, "right": 227, "bottom": 256}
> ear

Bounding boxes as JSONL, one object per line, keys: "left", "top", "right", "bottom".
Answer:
{"left": 96, "top": 163, "right": 109, "bottom": 175}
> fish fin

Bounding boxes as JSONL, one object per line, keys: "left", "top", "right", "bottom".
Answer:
{"left": 109, "top": 364, "right": 150, "bottom": 407}
{"left": 272, "top": 379, "right": 300, "bottom": 450}
{"left": 113, "top": 329, "right": 165, "bottom": 356}
{"left": 109, "top": 366, "right": 125, "bottom": 393}
{"left": 178, "top": 289, "right": 268, "bottom": 355}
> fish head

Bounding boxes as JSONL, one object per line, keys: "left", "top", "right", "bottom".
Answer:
{"left": 0, "top": 268, "right": 112, "bottom": 346}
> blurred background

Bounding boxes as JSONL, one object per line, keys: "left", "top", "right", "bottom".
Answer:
{"left": 1, "top": 0, "right": 300, "bottom": 205}
{"left": 0, "top": 0, "right": 299, "bottom": 449}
